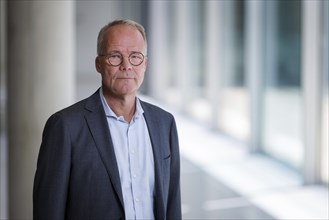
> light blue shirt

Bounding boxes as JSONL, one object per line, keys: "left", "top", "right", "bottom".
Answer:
{"left": 100, "top": 88, "right": 155, "bottom": 220}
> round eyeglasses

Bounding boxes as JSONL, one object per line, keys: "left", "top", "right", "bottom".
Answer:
{"left": 100, "top": 52, "right": 145, "bottom": 66}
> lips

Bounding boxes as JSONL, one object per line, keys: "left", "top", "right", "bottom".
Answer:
{"left": 116, "top": 71, "right": 134, "bottom": 79}
{"left": 117, "top": 77, "right": 134, "bottom": 79}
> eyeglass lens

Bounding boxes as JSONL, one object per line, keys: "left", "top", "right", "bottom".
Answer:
{"left": 107, "top": 52, "right": 144, "bottom": 66}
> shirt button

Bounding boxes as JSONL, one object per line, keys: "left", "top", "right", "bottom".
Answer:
{"left": 133, "top": 174, "right": 137, "bottom": 179}
{"left": 136, "top": 198, "right": 140, "bottom": 202}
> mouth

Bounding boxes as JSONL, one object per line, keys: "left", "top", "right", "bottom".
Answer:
{"left": 117, "top": 77, "right": 134, "bottom": 80}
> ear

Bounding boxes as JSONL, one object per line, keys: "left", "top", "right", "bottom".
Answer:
{"left": 95, "top": 56, "right": 102, "bottom": 73}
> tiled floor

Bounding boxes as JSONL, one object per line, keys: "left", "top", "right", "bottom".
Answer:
{"left": 175, "top": 112, "right": 328, "bottom": 220}
{"left": 181, "top": 157, "right": 275, "bottom": 219}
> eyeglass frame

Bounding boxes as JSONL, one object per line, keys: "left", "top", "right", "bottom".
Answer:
{"left": 99, "top": 51, "right": 146, "bottom": 67}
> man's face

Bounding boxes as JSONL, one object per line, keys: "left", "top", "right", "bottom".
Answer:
{"left": 96, "top": 25, "right": 147, "bottom": 98}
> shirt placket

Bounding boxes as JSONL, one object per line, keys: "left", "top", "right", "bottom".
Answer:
{"left": 127, "top": 120, "right": 142, "bottom": 219}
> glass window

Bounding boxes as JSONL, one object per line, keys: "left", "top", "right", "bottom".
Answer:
{"left": 217, "top": 1, "right": 249, "bottom": 142}
{"left": 262, "top": 1, "right": 303, "bottom": 170}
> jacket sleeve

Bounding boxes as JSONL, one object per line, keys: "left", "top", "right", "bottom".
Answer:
{"left": 166, "top": 117, "right": 182, "bottom": 219}
{"left": 33, "top": 113, "right": 71, "bottom": 220}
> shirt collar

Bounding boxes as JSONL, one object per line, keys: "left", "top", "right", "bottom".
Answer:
{"left": 99, "top": 87, "right": 144, "bottom": 121}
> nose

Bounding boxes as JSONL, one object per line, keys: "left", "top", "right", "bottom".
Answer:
{"left": 119, "top": 56, "right": 132, "bottom": 71}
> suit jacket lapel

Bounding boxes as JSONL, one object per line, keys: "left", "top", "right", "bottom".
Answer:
{"left": 82, "top": 93, "right": 166, "bottom": 218}
{"left": 141, "top": 101, "right": 166, "bottom": 219}
{"left": 84, "top": 90, "right": 124, "bottom": 209}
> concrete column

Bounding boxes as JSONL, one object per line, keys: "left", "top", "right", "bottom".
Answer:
{"left": 148, "top": 1, "right": 170, "bottom": 101}
{"left": 7, "top": 1, "right": 75, "bottom": 218}
{"left": 245, "top": 0, "right": 265, "bottom": 152}
{"left": 204, "top": 0, "right": 225, "bottom": 129}
{"left": 321, "top": 0, "right": 329, "bottom": 184}
{"left": 174, "top": 1, "right": 193, "bottom": 111}
{"left": 1, "top": 0, "right": 8, "bottom": 219}
{"left": 301, "top": 0, "right": 322, "bottom": 184}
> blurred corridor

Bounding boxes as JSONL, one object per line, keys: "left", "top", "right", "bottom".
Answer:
{"left": 1, "top": 1, "right": 329, "bottom": 219}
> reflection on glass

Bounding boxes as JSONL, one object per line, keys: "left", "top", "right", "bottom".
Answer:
{"left": 262, "top": 1, "right": 303, "bottom": 170}
{"left": 217, "top": 1, "right": 249, "bottom": 142}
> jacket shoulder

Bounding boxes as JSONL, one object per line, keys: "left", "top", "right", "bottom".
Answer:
{"left": 140, "top": 100, "right": 174, "bottom": 118}
{"left": 44, "top": 90, "right": 101, "bottom": 129}
{"left": 53, "top": 90, "right": 100, "bottom": 117}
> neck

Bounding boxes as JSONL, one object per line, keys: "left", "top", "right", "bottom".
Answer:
{"left": 103, "top": 90, "right": 137, "bottom": 122}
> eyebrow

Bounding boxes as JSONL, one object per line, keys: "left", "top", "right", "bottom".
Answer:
{"left": 108, "top": 50, "right": 143, "bottom": 54}
{"left": 108, "top": 50, "right": 121, "bottom": 54}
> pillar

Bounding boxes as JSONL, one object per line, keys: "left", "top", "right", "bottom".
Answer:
{"left": 245, "top": 0, "right": 265, "bottom": 152}
{"left": 301, "top": 0, "right": 322, "bottom": 184}
{"left": 7, "top": 1, "right": 75, "bottom": 218}
{"left": 204, "top": 0, "right": 225, "bottom": 129}
{"left": 174, "top": 1, "right": 193, "bottom": 111}
{"left": 148, "top": 0, "right": 170, "bottom": 101}
{"left": 1, "top": 0, "right": 8, "bottom": 218}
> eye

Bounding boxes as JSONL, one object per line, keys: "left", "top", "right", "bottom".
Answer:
{"left": 109, "top": 53, "right": 122, "bottom": 59}
{"left": 133, "top": 53, "right": 142, "bottom": 58}
{"left": 130, "top": 53, "right": 143, "bottom": 61}
{"left": 106, "top": 53, "right": 123, "bottom": 66}
{"left": 129, "top": 52, "right": 144, "bottom": 66}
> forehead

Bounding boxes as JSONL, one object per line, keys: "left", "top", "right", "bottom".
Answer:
{"left": 103, "top": 25, "right": 145, "bottom": 52}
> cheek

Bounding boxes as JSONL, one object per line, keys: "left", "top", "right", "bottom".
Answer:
{"left": 137, "top": 71, "right": 145, "bottom": 83}
{"left": 142, "top": 62, "right": 147, "bottom": 72}
{"left": 138, "top": 64, "right": 147, "bottom": 79}
{"left": 102, "top": 67, "right": 116, "bottom": 78}
{"left": 101, "top": 71, "right": 116, "bottom": 87}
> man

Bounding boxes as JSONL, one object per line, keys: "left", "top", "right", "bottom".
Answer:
{"left": 33, "top": 19, "right": 182, "bottom": 220}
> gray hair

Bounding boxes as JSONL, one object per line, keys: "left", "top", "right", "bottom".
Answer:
{"left": 97, "top": 19, "right": 147, "bottom": 55}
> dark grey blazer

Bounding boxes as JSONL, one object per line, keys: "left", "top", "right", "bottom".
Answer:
{"left": 33, "top": 89, "right": 181, "bottom": 220}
